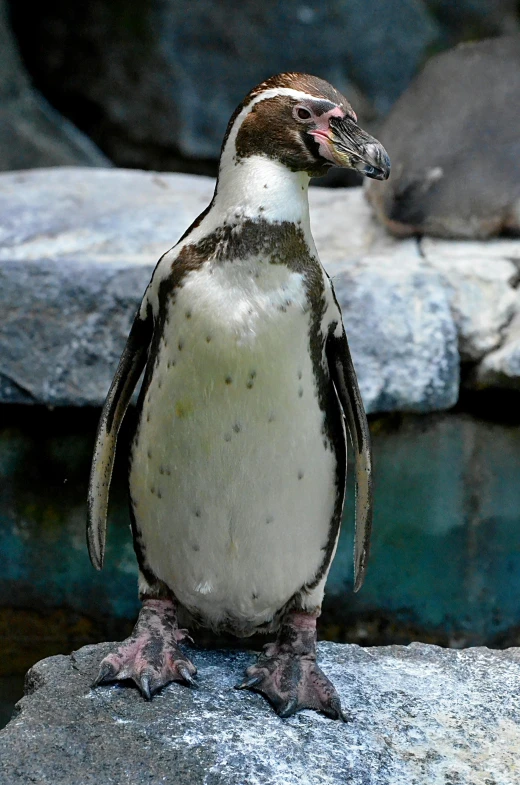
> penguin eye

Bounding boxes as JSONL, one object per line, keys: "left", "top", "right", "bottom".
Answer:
{"left": 294, "top": 106, "right": 313, "bottom": 122}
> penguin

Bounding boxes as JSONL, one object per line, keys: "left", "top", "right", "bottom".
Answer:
{"left": 87, "top": 72, "right": 390, "bottom": 721}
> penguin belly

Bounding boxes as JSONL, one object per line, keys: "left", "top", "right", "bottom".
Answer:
{"left": 129, "top": 259, "right": 339, "bottom": 635}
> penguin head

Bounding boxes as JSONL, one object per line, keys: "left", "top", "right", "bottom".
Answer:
{"left": 223, "top": 72, "right": 390, "bottom": 180}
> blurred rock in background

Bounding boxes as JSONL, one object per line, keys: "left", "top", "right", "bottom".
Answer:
{"left": 7, "top": 0, "right": 437, "bottom": 172}
{"left": 0, "top": 0, "right": 109, "bottom": 171}
{"left": 367, "top": 36, "right": 520, "bottom": 239}
{"left": 3, "top": 0, "right": 520, "bottom": 189}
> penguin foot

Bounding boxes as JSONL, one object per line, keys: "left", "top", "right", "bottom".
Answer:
{"left": 93, "top": 598, "right": 197, "bottom": 699}
{"left": 236, "top": 611, "right": 347, "bottom": 721}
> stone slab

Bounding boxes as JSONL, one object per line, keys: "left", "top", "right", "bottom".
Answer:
{"left": 1, "top": 642, "right": 519, "bottom": 784}
{"left": 0, "top": 168, "right": 460, "bottom": 412}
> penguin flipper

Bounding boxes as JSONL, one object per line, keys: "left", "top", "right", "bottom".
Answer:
{"left": 87, "top": 309, "right": 153, "bottom": 570}
{"left": 326, "top": 330, "right": 373, "bottom": 592}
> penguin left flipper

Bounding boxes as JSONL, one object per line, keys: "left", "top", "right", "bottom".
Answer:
{"left": 326, "top": 329, "right": 373, "bottom": 592}
{"left": 87, "top": 308, "right": 153, "bottom": 570}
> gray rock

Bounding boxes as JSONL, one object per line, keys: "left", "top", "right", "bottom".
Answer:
{"left": 333, "top": 250, "right": 459, "bottom": 413}
{"left": 0, "top": 0, "right": 109, "bottom": 171}
{"left": 475, "top": 310, "right": 520, "bottom": 389}
{"left": 1, "top": 642, "right": 519, "bottom": 784}
{"left": 9, "top": 0, "right": 439, "bottom": 166}
{"left": 0, "top": 168, "right": 460, "bottom": 412}
{"left": 421, "top": 238, "right": 520, "bottom": 361}
{"left": 367, "top": 36, "right": 520, "bottom": 239}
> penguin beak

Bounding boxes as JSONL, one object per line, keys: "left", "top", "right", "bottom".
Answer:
{"left": 310, "top": 116, "right": 391, "bottom": 180}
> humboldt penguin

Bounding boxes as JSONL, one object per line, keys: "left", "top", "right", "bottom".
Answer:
{"left": 87, "top": 72, "right": 390, "bottom": 721}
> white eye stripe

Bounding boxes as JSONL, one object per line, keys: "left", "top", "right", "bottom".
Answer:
{"left": 222, "top": 88, "right": 338, "bottom": 168}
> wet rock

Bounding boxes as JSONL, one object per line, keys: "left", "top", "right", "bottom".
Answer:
{"left": 9, "top": 0, "right": 439, "bottom": 166}
{"left": 0, "top": 0, "right": 109, "bottom": 171}
{"left": 0, "top": 168, "right": 459, "bottom": 412}
{"left": 367, "top": 36, "right": 520, "bottom": 239}
{"left": 1, "top": 642, "right": 519, "bottom": 784}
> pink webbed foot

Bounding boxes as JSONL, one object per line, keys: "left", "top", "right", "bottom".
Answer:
{"left": 236, "top": 611, "right": 347, "bottom": 721}
{"left": 93, "top": 598, "right": 197, "bottom": 699}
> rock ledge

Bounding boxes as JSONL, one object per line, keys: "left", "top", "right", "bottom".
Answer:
{"left": 1, "top": 641, "right": 519, "bottom": 784}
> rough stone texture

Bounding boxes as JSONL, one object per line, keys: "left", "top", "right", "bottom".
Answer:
{"left": 421, "top": 238, "right": 520, "bottom": 361}
{"left": 1, "top": 642, "right": 519, "bottom": 784}
{"left": 0, "top": 168, "right": 460, "bottom": 412}
{"left": 0, "top": 0, "right": 109, "bottom": 171}
{"left": 475, "top": 310, "right": 520, "bottom": 389}
{"left": 8, "top": 0, "right": 439, "bottom": 168}
{"left": 333, "top": 251, "right": 459, "bottom": 413}
{"left": 367, "top": 36, "right": 520, "bottom": 239}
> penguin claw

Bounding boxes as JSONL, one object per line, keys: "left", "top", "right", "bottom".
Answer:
{"left": 234, "top": 675, "right": 263, "bottom": 691}
{"left": 237, "top": 658, "right": 347, "bottom": 722}
{"left": 92, "top": 661, "right": 117, "bottom": 687}
{"left": 277, "top": 697, "right": 299, "bottom": 718}
{"left": 138, "top": 673, "right": 153, "bottom": 701}
{"left": 178, "top": 665, "right": 198, "bottom": 689}
{"left": 92, "top": 598, "right": 198, "bottom": 700}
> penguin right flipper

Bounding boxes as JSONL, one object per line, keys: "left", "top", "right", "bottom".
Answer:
{"left": 326, "top": 330, "right": 373, "bottom": 593}
{"left": 87, "top": 308, "right": 153, "bottom": 570}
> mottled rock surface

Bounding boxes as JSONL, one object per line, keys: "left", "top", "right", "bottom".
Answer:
{"left": 0, "top": 0, "right": 109, "bottom": 171}
{"left": 421, "top": 238, "right": 520, "bottom": 361}
{"left": 1, "top": 642, "right": 519, "bottom": 784}
{"left": 367, "top": 36, "right": 520, "bottom": 239}
{"left": 0, "top": 167, "right": 460, "bottom": 412}
{"left": 333, "top": 251, "right": 458, "bottom": 412}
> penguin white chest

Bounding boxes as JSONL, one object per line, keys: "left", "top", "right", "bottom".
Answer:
{"left": 129, "top": 258, "right": 339, "bottom": 633}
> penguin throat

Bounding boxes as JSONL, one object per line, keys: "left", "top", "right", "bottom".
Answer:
{"left": 214, "top": 155, "right": 311, "bottom": 228}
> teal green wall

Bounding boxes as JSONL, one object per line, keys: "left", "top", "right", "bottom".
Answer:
{"left": 2, "top": 408, "right": 520, "bottom": 646}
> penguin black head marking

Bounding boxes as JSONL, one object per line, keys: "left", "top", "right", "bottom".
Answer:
{"left": 225, "top": 72, "right": 390, "bottom": 180}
